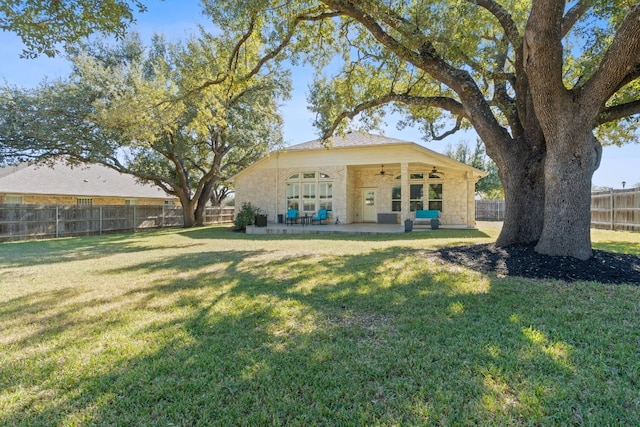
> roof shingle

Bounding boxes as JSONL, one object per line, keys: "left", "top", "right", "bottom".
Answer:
{"left": 0, "top": 161, "right": 171, "bottom": 198}
{"left": 287, "top": 131, "right": 410, "bottom": 151}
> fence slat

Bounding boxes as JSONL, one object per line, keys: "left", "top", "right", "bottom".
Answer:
{"left": 476, "top": 189, "right": 640, "bottom": 232}
{"left": 0, "top": 205, "right": 235, "bottom": 242}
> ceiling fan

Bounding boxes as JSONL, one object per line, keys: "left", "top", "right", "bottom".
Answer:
{"left": 375, "top": 165, "right": 387, "bottom": 176}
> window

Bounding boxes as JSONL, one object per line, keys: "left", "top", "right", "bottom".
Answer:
{"left": 302, "top": 182, "right": 316, "bottom": 211}
{"left": 287, "top": 171, "right": 332, "bottom": 212}
{"left": 391, "top": 171, "right": 441, "bottom": 212}
{"left": 77, "top": 198, "right": 93, "bottom": 206}
{"left": 392, "top": 175, "right": 424, "bottom": 211}
{"left": 428, "top": 183, "right": 443, "bottom": 211}
{"left": 286, "top": 182, "right": 300, "bottom": 210}
{"left": 5, "top": 195, "right": 23, "bottom": 204}
{"left": 391, "top": 184, "right": 401, "bottom": 212}
{"left": 410, "top": 184, "right": 424, "bottom": 211}
{"left": 164, "top": 200, "right": 175, "bottom": 205}
{"left": 319, "top": 182, "right": 333, "bottom": 211}
{"left": 125, "top": 199, "right": 137, "bottom": 205}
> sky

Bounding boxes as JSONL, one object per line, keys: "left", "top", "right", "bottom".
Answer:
{"left": 1, "top": 0, "right": 638, "bottom": 189}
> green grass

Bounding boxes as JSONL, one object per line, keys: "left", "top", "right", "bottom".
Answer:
{"left": 1, "top": 224, "right": 638, "bottom": 426}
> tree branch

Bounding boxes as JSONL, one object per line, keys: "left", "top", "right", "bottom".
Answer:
{"left": 322, "top": 92, "right": 466, "bottom": 139}
{"left": 583, "top": 3, "right": 640, "bottom": 109}
{"left": 561, "top": 0, "right": 591, "bottom": 38}
{"left": 430, "top": 116, "right": 463, "bottom": 140}
{"left": 595, "top": 100, "right": 640, "bottom": 125}
{"left": 471, "top": 0, "right": 521, "bottom": 45}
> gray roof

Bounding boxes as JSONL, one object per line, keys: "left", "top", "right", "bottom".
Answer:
{"left": 287, "top": 131, "right": 411, "bottom": 151}
{"left": 0, "top": 161, "right": 172, "bottom": 199}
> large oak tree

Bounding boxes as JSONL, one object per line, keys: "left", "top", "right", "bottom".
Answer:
{"left": 294, "top": 0, "right": 640, "bottom": 260}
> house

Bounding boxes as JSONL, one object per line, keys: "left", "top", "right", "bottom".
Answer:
{"left": 232, "top": 132, "right": 486, "bottom": 228}
{"left": 0, "top": 160, "right": 178, "bottom": 206}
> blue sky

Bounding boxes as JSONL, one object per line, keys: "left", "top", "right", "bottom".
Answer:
{"left": 0, "top": 0, "right": 638, "bottom": 189}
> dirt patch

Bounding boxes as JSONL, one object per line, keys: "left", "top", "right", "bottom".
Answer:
{"left": 434, "top": 243, "right": 640, "bottom": 285}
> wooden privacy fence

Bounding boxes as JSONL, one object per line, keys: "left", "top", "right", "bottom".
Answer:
{"left": 476, "top": 189, "right": 640, "bottom": 232}
{"left": 0, "top": 205, "right": 235, "bottom": 241}
{"left": 475, "top": 200, "right": 506, "bottom": 221}
{"left": 591, "top": 188, "right": 640, "bottom": 232}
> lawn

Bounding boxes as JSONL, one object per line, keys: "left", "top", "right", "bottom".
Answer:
{"left": 1, "top": 224, "right": 638, "bottom": 426}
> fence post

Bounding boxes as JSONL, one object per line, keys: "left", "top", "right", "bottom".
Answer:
{"left": 99, "top": 206, "right": 103, "bottom": 235}
{"left": 162, "top": 204, "right": 165, "bottom": 228}
{"left": 133, "top": 206, "right": 137, "bottom": 232}
{"left": 610, "top": 189, "right": 615, "bottom": 231}
{"left": 56, "top": 206, "right": 59, "bottom": 238}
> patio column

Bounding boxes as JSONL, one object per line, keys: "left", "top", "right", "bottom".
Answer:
{"left": 401, "top": 162, "right": 409, "bottom": 222}
{"left": 467, "top": 171, "right": 476, "bottom": 228}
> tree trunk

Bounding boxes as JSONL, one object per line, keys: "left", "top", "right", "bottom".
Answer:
{"left": 495, "top": 146, "right": 546, "bottom": 246}
{"left": 535, "top": 129, "right": 600, "bottom": 260}
{"left": 194, "top": 179, "right": 215, "bottom": 227}
{"left": 181, "top": 199, "right": 197, "bottom": 228}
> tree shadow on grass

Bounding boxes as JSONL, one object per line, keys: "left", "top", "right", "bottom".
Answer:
{"left": 177, "top": 224, "right": 492, "bottom": 242}
{"left": 0, "top": 229, "right": 207, "bottom": 268}
{"left": 1, "top": 245, "right": 638, "bottom": 425}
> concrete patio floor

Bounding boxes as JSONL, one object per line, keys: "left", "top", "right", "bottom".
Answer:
{"left": 245, "top": 222, "right": 471, "bottom": 235}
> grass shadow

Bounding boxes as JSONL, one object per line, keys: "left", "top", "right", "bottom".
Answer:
{"left": 0, "top": 228, "right": 206, "bottom": 268}
{"left": 2, "top": 237, "right": 638, "bottom": 425}
{"left": 177, "top": 225, "right": 492, "bottom": 242}
{"left": 3, "top": 222, "right": 640, "bottom": 423}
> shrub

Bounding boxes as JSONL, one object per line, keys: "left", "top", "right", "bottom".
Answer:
{"left": 234, "top": 202, "right": 260, "bottom": 231}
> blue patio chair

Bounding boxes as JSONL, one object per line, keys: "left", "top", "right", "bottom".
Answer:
{"left": 311, "top": 209, "right": 328, "bottom": 225}
{"left": 285, "top": 209, "right": 298, "bottom": 225}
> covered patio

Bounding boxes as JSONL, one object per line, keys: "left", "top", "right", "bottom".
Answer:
{"left": 232, "top": 132, "right": 486, "bottom": 229}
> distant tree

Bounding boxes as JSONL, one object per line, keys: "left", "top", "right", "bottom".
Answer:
{"left": 0, "top": 0, "right": 146, "bottom": 57}
{"left": 0, "top": 29, "right": 290, "bottom": 227}
{"left": 445, "top": 140, "right": 503, "bottom": 199}
{"left": 211, "top": 186, "right": 233, "bottom": 207}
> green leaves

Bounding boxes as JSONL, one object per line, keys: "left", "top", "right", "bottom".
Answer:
{"left": 0, "top": 0, "right": 146, "bottom": 58}
{"left": 0, "top": 10, "right": 293, "bottom": 226}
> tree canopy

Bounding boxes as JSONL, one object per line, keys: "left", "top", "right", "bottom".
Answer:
{"left": 0, "top": 27, "right": 291, "bottom": 227}
{"left": 0, "top": 0, "right": 147, "bottom": 57}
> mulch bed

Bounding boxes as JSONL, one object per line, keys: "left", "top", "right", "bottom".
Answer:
{"left": 434, "top": 243, "right": 640, "bottom": 285}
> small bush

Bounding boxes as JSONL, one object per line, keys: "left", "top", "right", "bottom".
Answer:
{"left": 234, "top": 202, "right": 260, "bottom": 231}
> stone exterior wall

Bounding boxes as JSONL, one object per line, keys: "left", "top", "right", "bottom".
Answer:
{"left": 234, "top": 165, "right": 348, "bottom": 224}
{"left": 441, "top": 175, "right": 468, "bottom": 225}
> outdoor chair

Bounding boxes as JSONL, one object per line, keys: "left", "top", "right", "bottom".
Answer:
{"left": 285, "top": 209, "right": 298, "bottom": 225}
{"left": 311, "top": 209, "right": 328, "bottom": 225}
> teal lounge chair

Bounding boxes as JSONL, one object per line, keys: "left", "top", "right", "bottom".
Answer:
{"left": 285, "top": 209, "right": 298, "bottom": 225}
{"left": 311, "top": 209, "right": 328, "bottom": 225}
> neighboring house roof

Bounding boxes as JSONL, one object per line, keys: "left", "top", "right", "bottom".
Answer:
{"left": 0, "top": 161, "right": 172, "bottom": 199}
